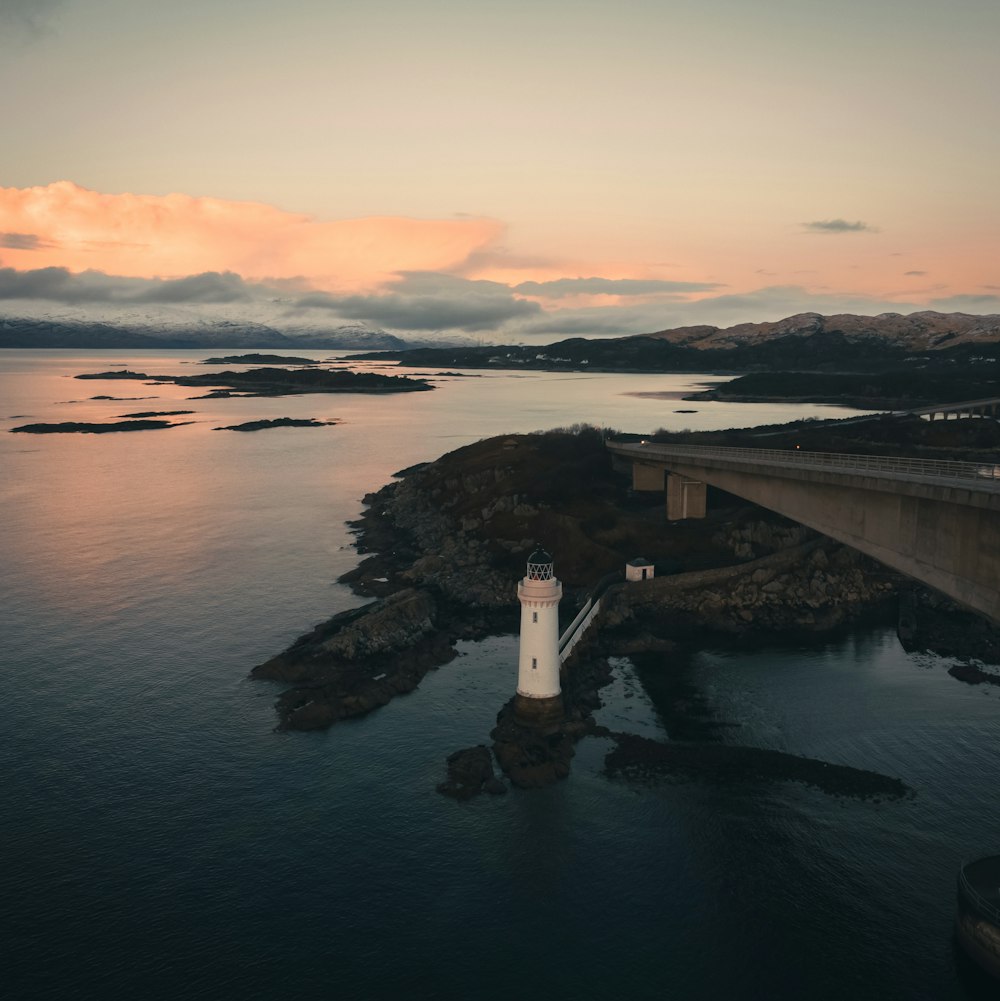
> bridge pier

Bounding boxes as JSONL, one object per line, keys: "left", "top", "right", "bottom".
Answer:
{"left": 632, "top": 462, "right": 706, "bottom": 519}
{"left": 667, "top": 473, "right": 707, "bottom": 520}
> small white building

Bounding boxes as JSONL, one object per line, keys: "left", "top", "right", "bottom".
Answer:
{"left": 626, "top": 557, "right": 655, "bottom": 582}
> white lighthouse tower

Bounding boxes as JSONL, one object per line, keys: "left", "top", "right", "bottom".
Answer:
{"left": 515, "top": 547, "right": 564, "bottom": 725}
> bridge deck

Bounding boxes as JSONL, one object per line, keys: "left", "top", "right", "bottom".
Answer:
{"left": 610, "top": 441, "right": 1000, "bottom": 496}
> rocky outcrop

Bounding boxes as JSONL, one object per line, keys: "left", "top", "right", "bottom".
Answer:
{"left": 491, "top": 700, "right": 604, "bottom": 789}
{"left": 714, "top": 518, "right": 814, "bottom": 561}
{"left": 250, "top": 589, "right": 457, "bottom": 730}
{"left": 598, "top": 539, "right": 896, "bottom": 641}
{"left": 899, "top": 587, "right": 1000, "bottom": 666}
{"left": 362, "top": 466, "right": 518, "bottom": 608}
{"left": 436, "top": 746, "right": 507, "bottom": 799}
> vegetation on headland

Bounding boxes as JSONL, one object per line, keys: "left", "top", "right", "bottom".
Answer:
{"left": 74, "top": 366, "right": 432, "bottom": 396}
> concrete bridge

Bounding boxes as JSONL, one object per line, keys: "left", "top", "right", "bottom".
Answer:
{"left": 905, "top": 396, "right": 1000, "bottom": 421}
{"left": 607, "top": 440, "right": 1000, "bottom": 624}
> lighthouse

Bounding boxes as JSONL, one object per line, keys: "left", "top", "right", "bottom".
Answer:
{"left": 514, "top": 546, "right": 564, "bottom": 726}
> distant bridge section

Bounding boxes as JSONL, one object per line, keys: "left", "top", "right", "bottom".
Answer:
{"left": 904, "top": 396, "right": 1000, "bottom": 421}
{"left": 607, "top": 441, "right": 1000, "bottom": 623}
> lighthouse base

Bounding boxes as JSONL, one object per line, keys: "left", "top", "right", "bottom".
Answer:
{"left": 513, "top": 693, "right": 565, "bottom": 729}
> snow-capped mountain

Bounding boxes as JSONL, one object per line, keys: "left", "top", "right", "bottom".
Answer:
{"left": 0, "top": 297, "right": 476, "bottom": 350}
{"left": 644, "top": 311, "right": 1000, "bottom": 353}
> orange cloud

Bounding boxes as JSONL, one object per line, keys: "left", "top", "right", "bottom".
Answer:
{"left": 0, "top": 181, "right": 504, "bottom": 292}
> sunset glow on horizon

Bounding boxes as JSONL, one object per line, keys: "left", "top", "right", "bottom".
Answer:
{"left": 2, "top": 0, "right": 998, "bottom": 336}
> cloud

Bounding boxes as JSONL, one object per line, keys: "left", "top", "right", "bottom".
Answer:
{"left": 295, "top": 271, "right": 540, "bottom": 331}
{"left": 0, "top": 181, "right": 504, "bottom": 293}
{"left": 0, "top": 266, "right": 115, "bottom": 302}
{"left": 518, "top": 312, "right": 636, "bottom": 336}
{"left": 0, "top": 263, "right": 536, "bottom": 331}
{"left": 0, "top": 232, "right": 51, "bottom": 250}
{"left": 512, "top": 277, "right": 724, "bottom": 298}
{"left": 455, "top": 248, "right": 560, "bottom": 276}
{"left": 133, "top": 271, "right": 251, "bottom": 304}
{"left": 927, "top": 293, "right": 1000, "bottom": 311}
{"left": 0, "top": 0, "right": 67, "bottom": 42}
{"left": 903, "top": 270, "right": 927, "bottom": 276}
{"left": 802, "top": 219, "right": 877, "bottom": 234}
{"left": 0, "top": 265, "right": 253, "bottom": 304}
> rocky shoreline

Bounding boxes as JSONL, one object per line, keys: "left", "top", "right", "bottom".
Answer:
{"left": 251, "top": 426, "right": 942, "bottom": 801}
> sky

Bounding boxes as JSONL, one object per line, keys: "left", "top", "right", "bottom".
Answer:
{"left": 1, "top": 0, "right": 998, "bottom": 339}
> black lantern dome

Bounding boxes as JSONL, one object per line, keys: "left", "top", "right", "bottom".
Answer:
{"left": 526, "top": 547, "right": 554, "bottom": 581}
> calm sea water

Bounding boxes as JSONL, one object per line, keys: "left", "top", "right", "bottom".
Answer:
{"left": 2, "top": 350, "right": 998, "bottom": 1000}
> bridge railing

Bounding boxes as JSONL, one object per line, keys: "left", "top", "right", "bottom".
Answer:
{"left": 609, "top": 441, "right": 1000, "bottom": 486}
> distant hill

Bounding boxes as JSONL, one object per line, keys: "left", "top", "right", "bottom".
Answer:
{"left": 0, "top": 314, "right": 407, "bottom": 351}
{"left": 644, "top": 310, "right": 1000, "bottom": 353}
{"left": 347, "top": 311, "right": 1000, "bottom": 373}
{"left": 6, "top": 306, "right": 1000, "bottom": 362}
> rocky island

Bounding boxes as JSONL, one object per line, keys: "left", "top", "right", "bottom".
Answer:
{"left": 252, "top": 412, "right": 1000, "bottom": 799}
{"left": 11, "top": 418, "right": 189, "bottom": 434}
{"left": 200, "top": 353, "right": 317, "bottom": 365}
{"left": 213, "top": 418, "right": 338, "bottom": 432}
{"left": 74, "top": 367, "right": 432, "bottom": 396}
